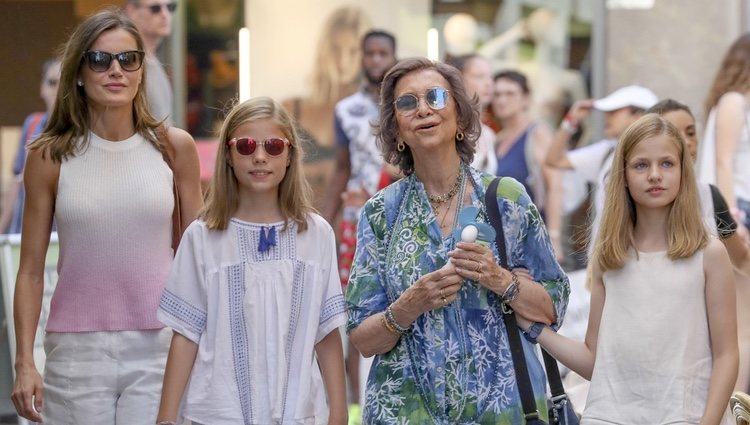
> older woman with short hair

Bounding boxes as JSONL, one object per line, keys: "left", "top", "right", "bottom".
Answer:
{"left": 345, "top": 57, "right": 569, "bottom": 423}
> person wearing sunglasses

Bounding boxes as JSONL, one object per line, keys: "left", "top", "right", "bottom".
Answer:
{"left": 345, "top": 57, "right": 569, "bottom": 423}
{"left": 0, "top": 57, "right": 61, "bottom": 235}
{"left": 11, "top": 9, "right": 202, "bottom": 424}
{"left": 156, "top": 97, "right": 347, "bottom": 425}
{"left": 124, "top": 0, "right": 177, "bottom": 123}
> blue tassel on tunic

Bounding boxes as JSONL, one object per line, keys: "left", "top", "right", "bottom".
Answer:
{"left": 258, "top": 226, "right": 277, "bottom": 253}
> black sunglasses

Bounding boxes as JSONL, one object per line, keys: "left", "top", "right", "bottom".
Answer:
{"left": 82, "top": 50, "right": 145, "bottom": 73}
{"left": 227, "top": 137, "right": 291, "bottom": 156}
{"left": 140, "top": 2, "right": 178, "bottom": 14}
{"left": 394, "top": 87, "right": 450, "bottom": 114}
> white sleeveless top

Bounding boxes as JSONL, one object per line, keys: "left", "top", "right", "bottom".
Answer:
{"left": 49, "top": 131, "right": 174, "bottom": 332}
{"left": 582, "top": 249, "right": 730, "bottom": 424}
{"left": 698, "top": 104, "right": 750, "bottom": 200}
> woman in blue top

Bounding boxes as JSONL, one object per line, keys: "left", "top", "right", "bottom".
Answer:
{"left": 491, "top": 70, "right": 563, "bottom": 258}
{"left": 345, "top": 57, "right": 569, "bottom": 424}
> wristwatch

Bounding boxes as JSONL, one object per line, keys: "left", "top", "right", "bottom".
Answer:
{"left": 523, "top": 322, "right": 545, "bottom": 344}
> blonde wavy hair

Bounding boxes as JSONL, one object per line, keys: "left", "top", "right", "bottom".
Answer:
{"left": 29, "top": 8, "right": 161, "bottom": 161}
{"left": 201, "top": 97, "right": 315, "bottom": 231}
{"left": 593, "top": 114, "right": 707, "bottom": 272}
{"left": 704, "top": 33, "right": 750, "bottom": 120}
{"left": 309, "top": 6, "right": 371, "bottom": 105}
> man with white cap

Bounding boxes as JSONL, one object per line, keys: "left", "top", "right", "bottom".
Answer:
{"left": 546, "top": 85, "right": 659, "bottom": 258}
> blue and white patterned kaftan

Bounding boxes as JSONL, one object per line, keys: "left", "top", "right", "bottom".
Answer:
{"left": 345, "top": 166, "right": 569, "bottom": 424}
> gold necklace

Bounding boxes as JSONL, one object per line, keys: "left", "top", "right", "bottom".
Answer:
{"left": 427, "top": 167, "right": 462, "bottom": 205}
{"left": 438, "top": 193, "right": 455, "bottom": 229}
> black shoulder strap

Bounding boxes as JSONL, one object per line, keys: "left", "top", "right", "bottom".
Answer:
{"left": 486, "top": 178, "right": 539, "bottom": 420}
{"left": 485, "top": 177, "right": 506, "bottom": 265}
{"left": 485, "top": 177, "right": 567, "bottom": 422}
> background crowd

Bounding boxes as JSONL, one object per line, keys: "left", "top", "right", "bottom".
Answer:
{"left": 4, "top": 1, "right": 750, "bottom": 424}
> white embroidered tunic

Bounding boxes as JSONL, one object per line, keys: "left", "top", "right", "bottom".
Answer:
{"left": 157, "top": 214, "right": 346, "bottom": 425}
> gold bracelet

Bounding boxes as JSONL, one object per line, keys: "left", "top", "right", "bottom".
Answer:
{"left": 501, "top": 272, "right": 520, "bottom": 304}
{"left": 385, "top": 305, "right": 410, "bottom": 334}
{"left": 381, "top": 313, "right": 401, "bottom": 336}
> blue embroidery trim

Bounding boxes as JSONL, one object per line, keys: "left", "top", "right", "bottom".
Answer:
{"left": 235, "top": 222, "right": 296, "bottom": 263}
{"left": 159, "top": 289, "right": 207, "bottom": 336}
{"left": 320, "top": 294, "right": 346, "bottom": 326}
{"left": 279, "top": 260, "right": 306, "bottom": 423}
{"left": 228, "top": 264, "right": 253, "bottom": 424}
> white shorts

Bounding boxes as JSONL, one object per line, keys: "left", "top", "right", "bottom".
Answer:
{"left": 42, "top": 328, "right": 171, "bottom": 425}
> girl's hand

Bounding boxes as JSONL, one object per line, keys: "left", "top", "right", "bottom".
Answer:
{"left": 515, "top": 315, "right": 533, "bottom": 331}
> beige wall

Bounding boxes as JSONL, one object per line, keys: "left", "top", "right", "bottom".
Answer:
{"left": 607, "top": 0, "right": 742, "bottom": 122}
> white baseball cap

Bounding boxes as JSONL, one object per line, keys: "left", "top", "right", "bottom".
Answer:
{"left": 593, "top": 85, "right": 658, "bottom": 112}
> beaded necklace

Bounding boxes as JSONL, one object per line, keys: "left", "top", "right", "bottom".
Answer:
{"left": 428, "top": 166, "right": 463, "bottom": 221}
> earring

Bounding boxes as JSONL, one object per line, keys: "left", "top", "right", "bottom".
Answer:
{"left": 77, "top": 80, "right": 83, "bottom": 87}
{"left": 456, "top": 131, "right": 465, "bottom": 141}
{"left": 397, "top": 140, "right": 405, "bottom": 152}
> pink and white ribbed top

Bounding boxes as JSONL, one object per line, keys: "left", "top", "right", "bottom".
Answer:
{"left": 46, "top": 131, "right": 174, "bottom": 332}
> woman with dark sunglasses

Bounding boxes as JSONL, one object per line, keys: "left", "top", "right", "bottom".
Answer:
{"left": 344, "top": 57, "right": 569, "bottom": 423}
{"left": 11, "top": 9, "right": 202, "bottom": 424}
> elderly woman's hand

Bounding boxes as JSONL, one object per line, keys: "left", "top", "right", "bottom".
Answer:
{"left": 394, "top": 266, "right": 463, "bottom": 320}
{"left": 449, "top": 241, "right": 514, "bottom": 294}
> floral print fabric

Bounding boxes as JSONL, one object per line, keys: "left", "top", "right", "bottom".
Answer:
{"left": 345, "top": 166, "right": 570, "bottom": 424}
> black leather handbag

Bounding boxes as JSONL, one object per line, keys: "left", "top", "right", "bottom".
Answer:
{"left": 485, "top": 177, "right": 580, "bottom": 425}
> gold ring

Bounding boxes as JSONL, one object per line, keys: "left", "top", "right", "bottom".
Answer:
{"left": 442, "top": 296, "right": 448, "bottom": 305}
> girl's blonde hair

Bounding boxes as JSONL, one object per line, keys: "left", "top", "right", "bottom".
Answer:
{"left": 29, "top": 8, "right": 162, "bottom": 161}
{"left": 593, "top": 113, "right": 708, "bottom": 271}
{"left": 201, "top": 97, "right": 314, "bottom": 231}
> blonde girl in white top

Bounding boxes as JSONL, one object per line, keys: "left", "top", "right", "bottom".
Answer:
{"left": 156, "top": 97, "right": 347, "bottom": 425}
{"left": 518, "top": 114, "right": 738, "bottom": 424}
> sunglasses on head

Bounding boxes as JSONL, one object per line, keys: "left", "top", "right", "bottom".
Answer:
{"left": 227, "top": 137, "right": 290, "bottom": 156}
{"left": 394, "top": 87, "right": 450, "bottom": 114}
{"left": 82, "top": 50, "right": 145, "bottom": 73}
{"left": 140, "top": 2, "right": 177, "bottom": 14}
